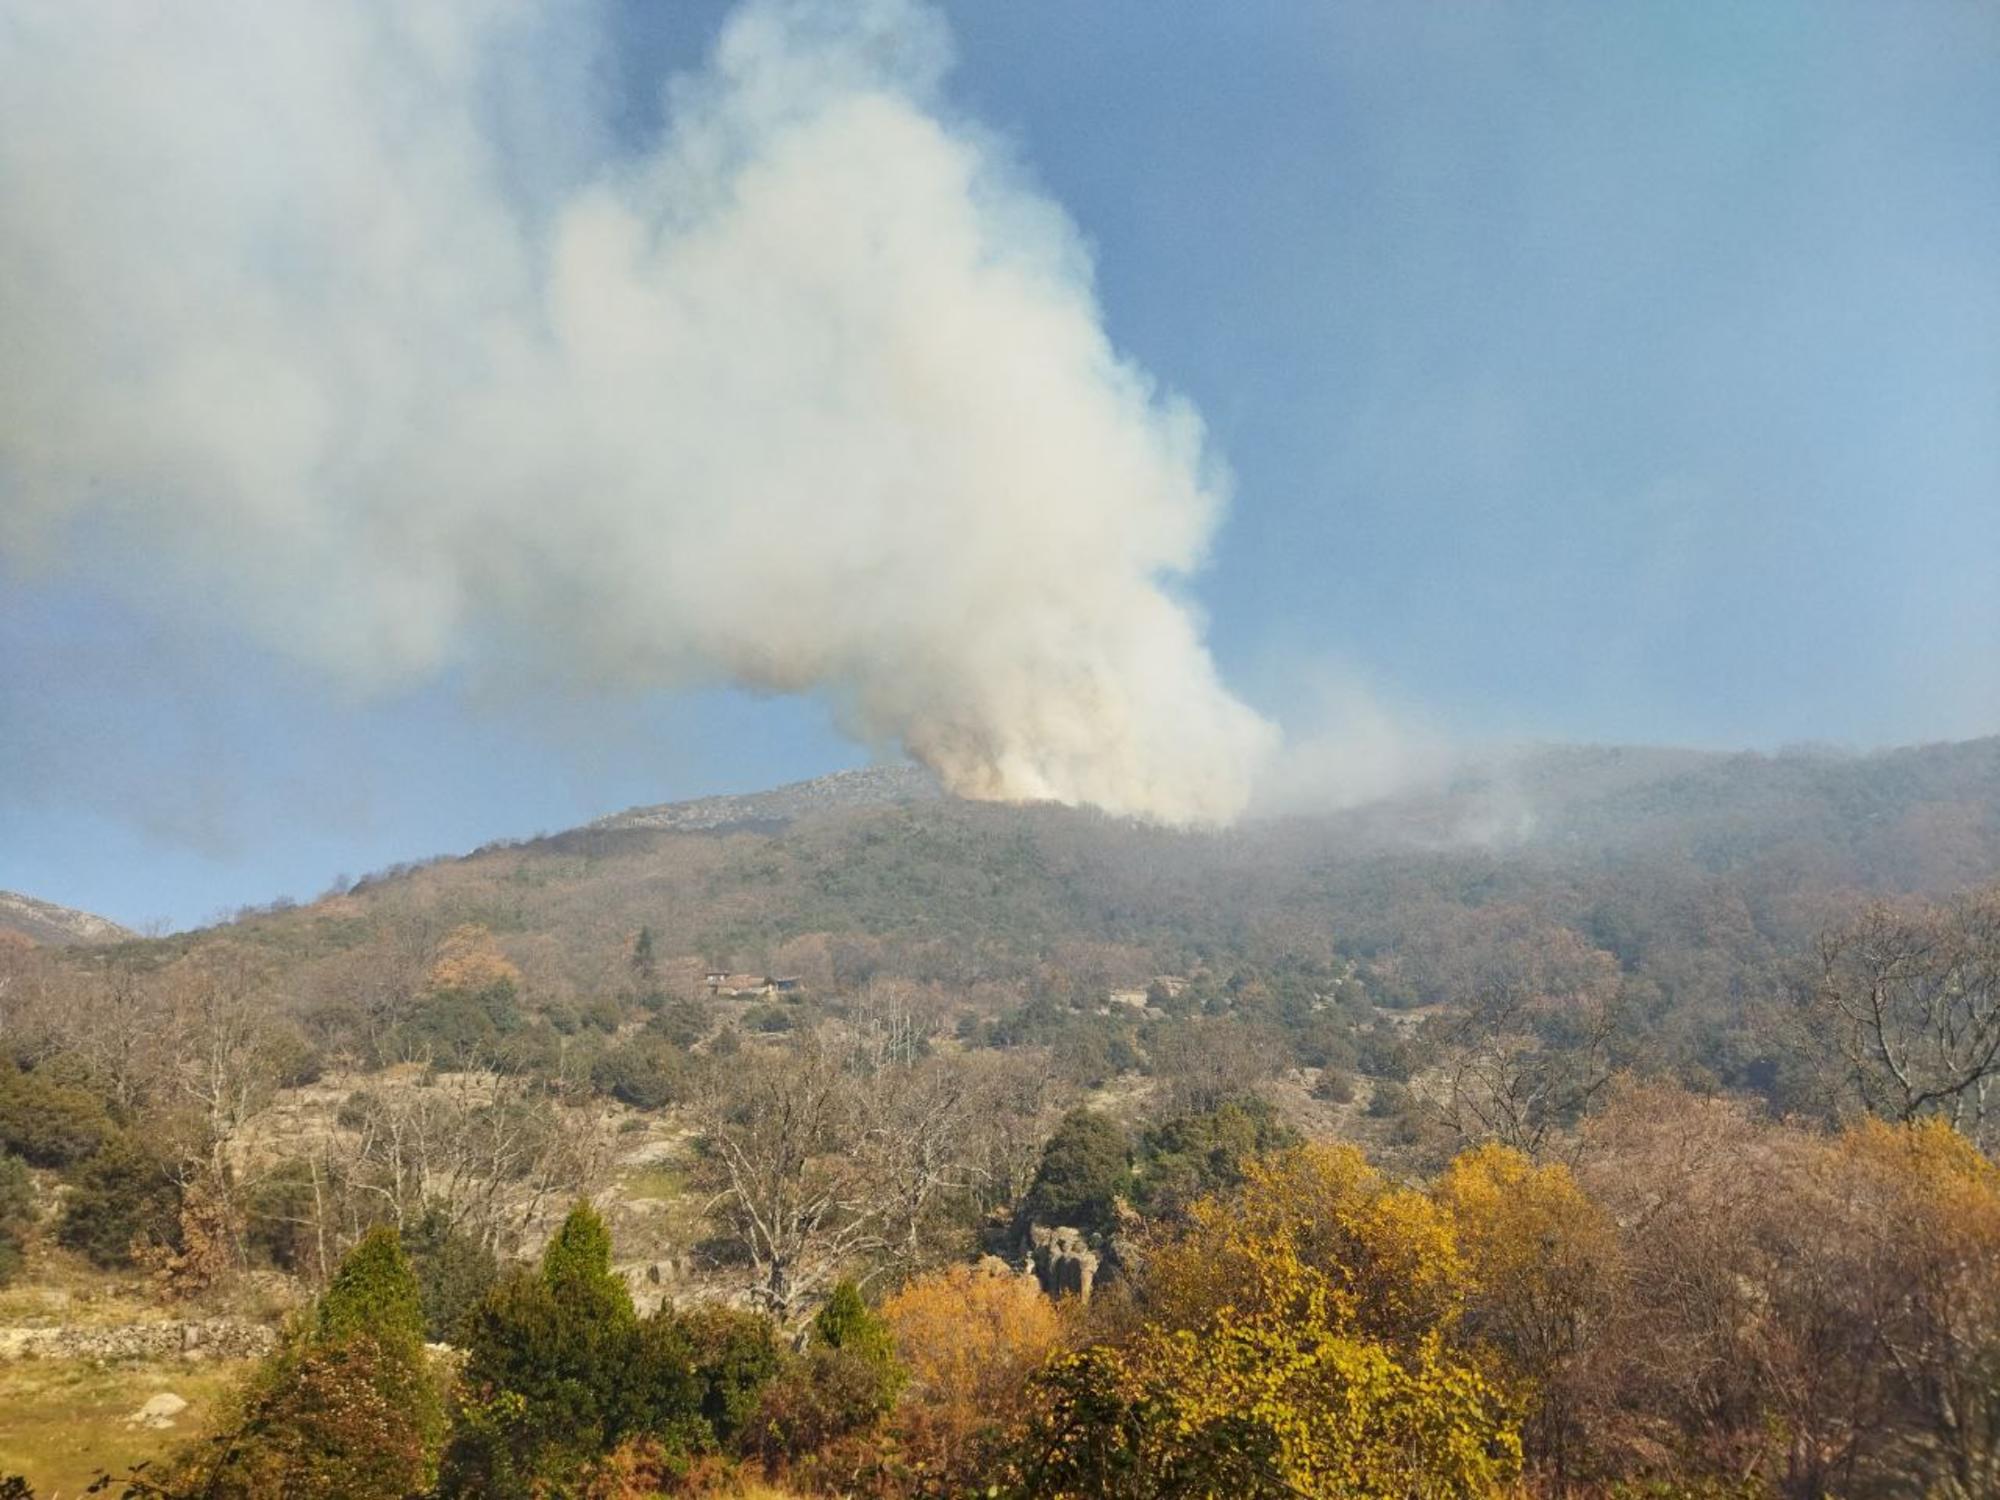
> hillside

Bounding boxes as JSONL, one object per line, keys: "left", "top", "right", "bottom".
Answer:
{"left": 64, "top": 733, "right": 1987, "bottom": 1097}
{"left": 0, "top": 890, "right": 131, "bottom": 947}
{"left": 5, "top": 736, "right": 2000, "bottom": 1496}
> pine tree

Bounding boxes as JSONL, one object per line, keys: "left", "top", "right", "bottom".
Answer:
{"left": 318, "top": 1224, "right": 426, "bottom": 1349}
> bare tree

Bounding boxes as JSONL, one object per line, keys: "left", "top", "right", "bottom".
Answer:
{"left": 299, "top": 1062, "right": 617, "bottom": 1273}
{"left": 1418, "top": 929, "right": 1625, "bottom": 1159}
{"left": 698, "top": 1031, "right": 989, "bottom": 1323}
{"left": 1797, "top": 889, "right": 2000, "bottom": 1135}
{"left": 699, "top": 1036, "right": 885, "bottom": 1322}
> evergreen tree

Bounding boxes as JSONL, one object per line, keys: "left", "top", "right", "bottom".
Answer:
{"left": 317, "top": 1224, "right": 426, "bottom": 1348}
{"left": 443, "top": 1201, "right": 723, "bottom": 1496}
{"left": 631, "top": 924, "right": 658, "bottom": 984}
{"left": 1022, "top": 1109, "right": 1131, "bottom": 1236}
{"left": 167, "top": 1226, "right": 446, "bottom": 1499}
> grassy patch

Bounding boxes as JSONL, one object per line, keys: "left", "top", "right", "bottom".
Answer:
{"left": 0, "top": 1355, "right": 252, "bottom": 1497}
{"left": 620, "top": 1162, "right": 687, "bottom": 1201}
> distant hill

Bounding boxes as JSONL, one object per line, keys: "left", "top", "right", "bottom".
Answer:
{"left": 18, "top": 731, "right": 2000, "bottom": 1121}
{"left": 593, "top": 763, "right": 941, "bottom": 834}
{"left": 0, "top": 890, "right": 133, "bottom": 946}
{"left": 190, "top": 733, "right": 1999, "bottom": 1000}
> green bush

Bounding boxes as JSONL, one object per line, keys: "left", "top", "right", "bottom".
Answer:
{"left": 591, "top": 1035, "right": 689, "bottom": 1109}
{"left": 681, "top": 1303, "right": 782, "bottom": 1445}
{"left": 170, "top": 1227, "right": 446, "bottom": 1500}
{"left": 647, "top": 997, "right": 714, "bottom": 1049}
{"left": 393, "top": 982, "right": 525, "bottom": 1069}
{"left": 441, "top": 1205, "right": 777, "bottom": 1495}
{"left": 814, "top": 1280, "right": 903, "bottom": 1391}
{"left": 445, "top": 1203, "right": 670, "bottom": 1496}
{"left": 56, "top": 1135, "right": 180, "bottom": 1267}
{"left": 0, "top": 1064, "right": 113, "bottom": 1168}
{"left": 1136, "top": 1098, "right": 1298, "bottom": 1219}
{"left": 404, "top": 1205, "right": 500, "bottom": 1343}
{"left": 319, "top": 1224, "right": 427, "bottom": 1346}
{"left": 0, "top": 1152, "right": 34, "bottom": 1286}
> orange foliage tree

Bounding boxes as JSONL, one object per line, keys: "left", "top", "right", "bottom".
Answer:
{"left": 878, "top": 1262, "right": 1069, "bottom": 1485}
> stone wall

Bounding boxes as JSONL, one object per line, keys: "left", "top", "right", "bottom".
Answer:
{"left": 0, "top": 1319, "right": 278, "bottom": 1362}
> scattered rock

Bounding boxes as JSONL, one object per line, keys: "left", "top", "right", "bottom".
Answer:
{"left": 127, "top": 1392, "right": 188, "bottom": 1429}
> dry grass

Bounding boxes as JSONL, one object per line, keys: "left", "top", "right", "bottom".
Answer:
{"left": 0, "top": 1251, "right": 164, "bottom": 1331}
{"left": 0, "top": 1354, "right": 252, "bottom": 1499}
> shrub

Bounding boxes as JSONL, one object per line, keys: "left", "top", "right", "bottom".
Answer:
{"left": 648, "top": 997, "right": 714, "bottom": 1049}
{"left": 169, "top": 1227, "right": 446, "bottom": 1500}
{"left": 1135, "top": 1097, "right": 1298, "bottom": 1220}
{"left": 319, "top": 1224, "right": 427, "bottom": 1346}
{"left": 0, "top": 1152, "right": 34, "bottom": 1286}
{"left": 403, "top": 1205, "right": 500, "bottom": 1343}
{"left": 0, "top": 1064, "right": 113, "bottom": 1168}
{"left": 743, "top": 1346, "right": 890, "bottom": 1468}
{"left": 394, "top": 981, "right": 525, "bottom": 1069}
{"left": 811, "top": 1279, "right": 904, "bottom": 1406}
{"left": 743, "top": 1002, "right": 796, "bottom": 1034}
{"left": 1314, "top": 1067, "right": 1357, "bottom": 1104}
{"left": 880, "top": 1262, "right": 1067, "bottom": 1485}
{"left": 681, "top": 1304, "right": 783, "bottom": 1446}
{"left": 1018, "top": 1145, "right": 1521, "bottom": 1498}
{"left": 445, "top": 1202, "right": 714, "bottom": 1496}
{"left": 56, "top": 1135, "right": 180, "bottom": 1267}
{"left": 591, "top": 1036, "right": 689, "bottom": 1110}
{"left": 1367, "top": 1079, "right": 1411, "bottom": 1118}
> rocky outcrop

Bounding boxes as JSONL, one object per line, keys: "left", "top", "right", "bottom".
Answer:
{"left": 1027, "top": 1224, "right": 1099, "bottom": 1301}
{"left": 0, "top": 889, "right": 132, "bottom": 946}
{"left": 0, "top": 1319, "right": 277, "bottom": 1362}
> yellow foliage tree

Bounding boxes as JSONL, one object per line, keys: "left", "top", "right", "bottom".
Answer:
{"left": 1827, "top": 1116, "right": 2000, "bottom": 1495}
{"left": 1020, "top": 1144, "right": 1521, "bottom": 1498}
{"left": 1145, "top": 1141, "right": 1465, "bottom": 1349}
{"left": 1434, "top": 1141, "right": 1620, "bottom": 1480}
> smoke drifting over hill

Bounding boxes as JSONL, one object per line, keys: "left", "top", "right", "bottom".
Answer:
{"left": 0, "top": 0, "right": 1275, "bottom": 823}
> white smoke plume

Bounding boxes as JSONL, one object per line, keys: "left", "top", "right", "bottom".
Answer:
{"left": 0, "top": 0, "right": 1276, "bottom": 824}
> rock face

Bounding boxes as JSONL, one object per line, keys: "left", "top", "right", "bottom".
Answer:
{"left": 1028, "top": 1224, "right": 1099, "bottom": 1302}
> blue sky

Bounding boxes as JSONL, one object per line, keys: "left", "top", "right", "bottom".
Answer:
{"left": 3, "top": 0, "right": 1997, "bottom": 930}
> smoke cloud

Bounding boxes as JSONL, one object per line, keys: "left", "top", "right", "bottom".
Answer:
{"left": 0, "top": 0, "right": 1275, "bottom": 824}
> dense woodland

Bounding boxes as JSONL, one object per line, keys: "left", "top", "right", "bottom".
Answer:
{"left": 3, "top": 737, "right": 2000, "bottom": 1497}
